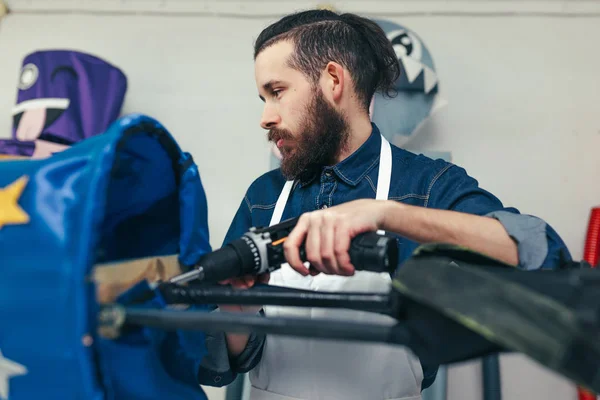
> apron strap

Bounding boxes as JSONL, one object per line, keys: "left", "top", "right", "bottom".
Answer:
{"left": 376, "top": 136, "right": 392, "bottom": 200}
{"left": 376, "top": 136, "right": 392, "bottom": 234}
{"left": 270, "top": 180, "right": 294, "bottom": 227}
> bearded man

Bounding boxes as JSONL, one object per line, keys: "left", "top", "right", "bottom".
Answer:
{"left": 198, "top": 9, "right": 570, "bottom": 400}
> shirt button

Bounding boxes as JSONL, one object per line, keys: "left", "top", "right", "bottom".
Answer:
{"left": 321, "top": 205, "right": 328, "bottom": 209}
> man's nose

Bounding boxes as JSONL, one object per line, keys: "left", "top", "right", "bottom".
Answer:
{"left": 260, "top": 105, "right": 281, "bottom": 130}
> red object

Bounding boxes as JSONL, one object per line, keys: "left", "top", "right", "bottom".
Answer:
{"left": 578, "top": 207, "right": 600, "bottom": 400}
{"left": 580, "top": 389, "right": 597, "bottom": 400}
{"left": 583, "top": 208, "right": 600, "bottom": 267}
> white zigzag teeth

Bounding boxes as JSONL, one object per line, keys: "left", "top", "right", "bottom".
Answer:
{"left": 400, "top": 56, "right": 438, "bottom": 94}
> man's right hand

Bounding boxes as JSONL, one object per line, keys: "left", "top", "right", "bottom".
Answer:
{"left": 218, "top": 273, "right": 270, "bottom": 314}
{"left": 219, "top": 273, "right": 270, "bottom": 289}
{"left": 218, "top": 273, "right": 270, "bottom": 356}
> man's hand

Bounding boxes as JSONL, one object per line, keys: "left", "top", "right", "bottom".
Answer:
{"left": 217, "top": 273, "right": 270, "bottom": 357}
{"left": 219, "top": 273, "right": 271, "bottom": 290}
{"left": 283, "top": 199, "right": 389, "bottom": 277}
{"left": 282, "top": 197, "right": 520, "bottom": 277}
{"left": 218, "top": 273, "right": 270, "bottom": 314}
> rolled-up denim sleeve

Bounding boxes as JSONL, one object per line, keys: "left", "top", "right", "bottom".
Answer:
{"left": 427, "top": 162, "right": 572, "bottom": 271}
{"left": 485, "top": 210, "right": 568, "bottom": 270}
{"left": 197, "top": 314, "right": 266, "bottom": 387}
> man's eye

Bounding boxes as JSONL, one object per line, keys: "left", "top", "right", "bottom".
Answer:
{"left": 273, "top": 89, "right": 283, "bottom": 98}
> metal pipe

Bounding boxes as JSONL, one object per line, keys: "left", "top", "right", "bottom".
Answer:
{"left": 159, "top": 283, "right": 392, "bottom": 313}
{"left": 100, "top": 305, "right": 411, "bottom": 346}
{"left": 482, "top": 354, "right": 502, "bottom": 400}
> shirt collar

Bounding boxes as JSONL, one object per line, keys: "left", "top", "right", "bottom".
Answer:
{"left": 332, "top": 123, "right": 382, "bottom": 187}
{"left": 297, "top": 123, "right": 382, "bottom": 188}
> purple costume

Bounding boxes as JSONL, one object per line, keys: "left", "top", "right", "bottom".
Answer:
{"left": 0, "top": 50, "right": 127, "bottom": 158}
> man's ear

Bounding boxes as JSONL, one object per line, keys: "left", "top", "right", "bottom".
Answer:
{"left": 323, "top": 61, "right": 345, "bottom": 103}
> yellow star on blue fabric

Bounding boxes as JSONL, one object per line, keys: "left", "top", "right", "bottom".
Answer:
{"left": 0, "top": 176, "right": 30, "bottom": 229}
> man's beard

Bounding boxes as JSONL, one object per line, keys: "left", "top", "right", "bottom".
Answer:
{"left": 268, "top": 89, "right": 349, "bottom": 182}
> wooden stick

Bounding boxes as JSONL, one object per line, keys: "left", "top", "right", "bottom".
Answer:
{"left": 0, "top": 154, "right": 28, "bottom": 160}
{"left": 93, "top": 255, "right": 182, "bottom": 304}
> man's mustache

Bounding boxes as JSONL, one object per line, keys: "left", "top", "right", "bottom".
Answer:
{"left": 267, "top": 128, "right": 294, "bottom": 143}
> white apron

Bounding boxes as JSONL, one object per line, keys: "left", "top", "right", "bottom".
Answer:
{"left": 249, "top": 135, "right": 423, "bottom": 400}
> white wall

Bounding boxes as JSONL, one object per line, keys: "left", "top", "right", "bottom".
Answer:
{"left": 1, "top": 2, "right": 599, "bottom": 399}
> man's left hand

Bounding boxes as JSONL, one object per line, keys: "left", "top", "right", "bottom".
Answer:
{"left": 283, "top": 199, "right": 389, "bottom": 277}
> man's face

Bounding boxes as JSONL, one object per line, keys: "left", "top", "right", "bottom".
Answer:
{"left": 255, "top": 40, "right": 349, "bottom": 181}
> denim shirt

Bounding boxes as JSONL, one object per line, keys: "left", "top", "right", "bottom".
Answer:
{"left": 198, "top": 123, "right": 572, "bottom": 389}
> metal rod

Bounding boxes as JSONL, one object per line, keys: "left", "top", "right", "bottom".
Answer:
{"left": 168, "top": 268, "right": 204, "bottom": 285}
{"left": 482, "top": 354, "right": 502, "bottom": 400}
{"left": 159, "top": 283, "right": 392, "bottom": 313}
{"left": 119, "top": 307, "right": 409, "bottom": 345}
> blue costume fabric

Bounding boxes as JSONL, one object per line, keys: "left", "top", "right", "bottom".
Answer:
{"left": 0, "top": 114, "right": 211, "bottom": 400}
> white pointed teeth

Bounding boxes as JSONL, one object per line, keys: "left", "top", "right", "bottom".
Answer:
{"left": 400, "top": 56, "right": 423, "bottom": 83}
{"left": 400, "top": 57, "right": 438, "bottom": 94}
{"left": 422, "top": 65, "right": 438, "bottom": 94}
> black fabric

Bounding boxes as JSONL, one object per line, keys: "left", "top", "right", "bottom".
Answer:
{"left": 395, "top": 298, "right": 505, "bottom": 366}
{"left": 392, "top": 244, "right": 600, "bottom": 393}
